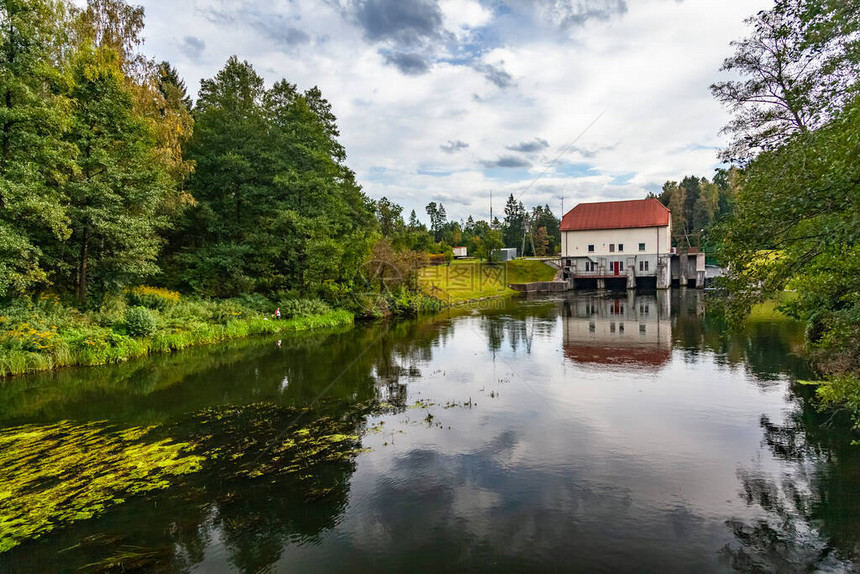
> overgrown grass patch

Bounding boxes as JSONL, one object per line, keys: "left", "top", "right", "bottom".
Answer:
{"left": 418, "top": 259, "right": 557, "bottom": 304}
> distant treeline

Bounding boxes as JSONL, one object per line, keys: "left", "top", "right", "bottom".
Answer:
{"left": 650, "top": 168, "right": 738, "bottom": 252}
{"left": 375, "top": 195, "right": 562, "bottom": 260}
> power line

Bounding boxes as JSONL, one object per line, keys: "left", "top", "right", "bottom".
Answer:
{"left": 514, "top": 109, "right": 608, "bottom": 206}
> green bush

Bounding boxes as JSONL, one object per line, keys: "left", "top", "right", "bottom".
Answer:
{"left": 278, "top": 298, "right": 332, "bottom": 319}
{"left": 124, "top": 306, "right": 157, "bottom": 338}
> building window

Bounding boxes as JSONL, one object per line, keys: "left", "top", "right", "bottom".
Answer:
{"left": 609, "top": 244, "right": 615, "bottom": 253}
{"left": 619, "top": 262, "right": 623, "bottom": 271}
{"left": 588, "top": 244, "right": 595, "bottom": 252}
{"left": 639, "top": 261, "right": 644, "bottom": 272}
{"left": 610, "top": 322, "right": 616, "bottom": 333}
{"left": 644, "top": 261, "right": 649, "bottom": 271}
{"left": 640, "top": 324, "right": 646, "bottom": 333}
{"left": 589, "top": 321, "right": 595, "bottom": 333}
{"left": 639, "top": 243, "right": 646, "bottom": 251}
{"left": 619, "top": 323, "right": 624, "bottom": 333}
{"left": 618, "top": 244, "right": 624, "bottom": 252}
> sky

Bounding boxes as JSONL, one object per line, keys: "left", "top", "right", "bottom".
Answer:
{"left": 133, "top": 0, "right": 773, "bottom": 223}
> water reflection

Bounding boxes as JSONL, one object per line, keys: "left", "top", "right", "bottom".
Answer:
{"left": 562, "top": 291, "right": 672, "bottom": 369}
{"left": 1, "top": 293, "right": 859, "bottom": 573}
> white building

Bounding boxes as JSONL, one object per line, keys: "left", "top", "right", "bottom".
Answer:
{"left": 560, "top": 198, "right": 704, "bottom": 289}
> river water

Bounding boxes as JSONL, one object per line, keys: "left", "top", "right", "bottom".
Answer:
{"left": 2, "top": 291, "right": 860, "bottom": 572}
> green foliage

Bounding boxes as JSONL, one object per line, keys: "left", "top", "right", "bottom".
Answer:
{"left": 710, "top": 0, "right": 860, "bottom": 163}
{"left": 124, "top": 305, "right": 156, "bottom": 337}
{"left": 0, "top": 0, "right": 76, "bottom": 296}
{"left": 654, "top": 170, "right": 736, "bottom": 251}
{"left": 816, "top": 375, "right": 860, "bottom": 432}
{"left": 278, "top": 298, "right": 331, "bottom": 319}
{"left": 60, "top": 42, "right": 170, "bottom": 302}
{"left": 715, "top": 0, "right": 860, "bottom": 426}
{"left": 0, "top": 295, "right": 353, "bottom": 376}
{"left": 503, "top": 194, "right": 525, "bottom": 249}
{"left": 170, "top": 57, "right": 375, "bottom": 297}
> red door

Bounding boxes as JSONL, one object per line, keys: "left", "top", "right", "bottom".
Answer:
{"left": 613, "top": 262, "right": 620, "bottom": 276}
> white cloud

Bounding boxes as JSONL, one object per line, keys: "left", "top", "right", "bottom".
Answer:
{"left": 438, "top": 0, "right": 493, "bottom": 33}
{"left": 135, "top": 0, "right": 771, "bottom": 224}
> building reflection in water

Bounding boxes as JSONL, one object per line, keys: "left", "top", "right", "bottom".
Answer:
{"left": 561, "top": 291, "right": 673, "bottom": 369}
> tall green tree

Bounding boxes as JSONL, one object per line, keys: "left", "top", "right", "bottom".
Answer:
{"left": 62, "top": 43, "right": 170, "bottom": 302}
{"left": 176, "top": 57, "right": 373, "bottom": 296}
{"left": 0, "top": 0, "right": 75, "bottom": 297}
{"left": 374, "top": 196, "right": 404, "bottom": 238}
{"left": 532, "top": 204, "right": 560, "bottom": 254}
{"left": 425, "top": 201, "right": 447, "bottom": 241}
{"left": 503, "top": 194, "right": 525, "bottom": 250}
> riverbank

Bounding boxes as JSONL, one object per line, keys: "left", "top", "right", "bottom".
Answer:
{"left": 0, "top": 289, "right": 353, "bottom": 377}
{"left": 418, "top": 259, "right": 557, "bottom": 304}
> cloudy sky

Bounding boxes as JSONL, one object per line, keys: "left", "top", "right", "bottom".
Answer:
{"left": 135, "top": 0, "right": 771, "bottom": 222}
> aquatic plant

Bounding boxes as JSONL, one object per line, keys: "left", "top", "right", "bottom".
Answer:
{"left": 174, "top": 402, "right": 371, "bottom": 483}
{"left": 0, "top": 422, "right": 203, "bottom": 553}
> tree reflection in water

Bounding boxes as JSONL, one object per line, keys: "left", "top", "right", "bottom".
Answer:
{"left": 724, "top": 384, "right": 860, "bottom": 571}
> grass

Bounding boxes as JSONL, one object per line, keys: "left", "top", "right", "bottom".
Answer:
{"left": 0, "top": 292, "right": 354, "bottom": 378}
{"left": 418, "top": 259, "right": 557, "bottom": 304}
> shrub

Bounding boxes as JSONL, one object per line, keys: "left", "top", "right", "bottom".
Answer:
{"left": 211, "top": 301, "right": 245, "bottom": 324}
{"left": 125, "top": 306, "right": 157, "bottom": 338}
{"left": 278, "top": 298, "right": 332, "bottom": 319}
{"left": 126, "top": 286, "right": 180, "bottom": 310}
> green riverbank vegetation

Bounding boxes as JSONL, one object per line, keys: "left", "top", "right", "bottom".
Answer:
{"left": 712, "top": 1, "right": 860, "bottom": 427}
{"left": 0, "top": 288, "right": 352, "bottom": 376}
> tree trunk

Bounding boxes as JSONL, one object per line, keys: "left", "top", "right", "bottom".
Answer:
{"left": 77, "top": 226, "right": 89, "bottom": 303}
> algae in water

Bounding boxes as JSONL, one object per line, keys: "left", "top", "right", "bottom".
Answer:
{"left": 0, "top": 421, "right": 203, "bottom": 553}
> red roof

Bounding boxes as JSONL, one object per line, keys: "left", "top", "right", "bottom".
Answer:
{"left": 564, "top": 344, "right": 671, "bottom": 369}
{"left": 560, "top": 198, "right": 670, "bottom": 231}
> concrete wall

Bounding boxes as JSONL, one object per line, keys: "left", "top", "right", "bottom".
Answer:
{"left": 561, "top": 225, "right": 672, "bottom": 258}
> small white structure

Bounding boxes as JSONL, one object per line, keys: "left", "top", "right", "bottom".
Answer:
{"left": 452, "top": 246, "right": 468, "bottom": 258}
{"left": 493, "top": 247, "right": 517, "bottom": 261}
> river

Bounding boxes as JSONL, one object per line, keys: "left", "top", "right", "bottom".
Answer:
{"left": 2, "top": 291, "right": 859, "bottom": 572}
